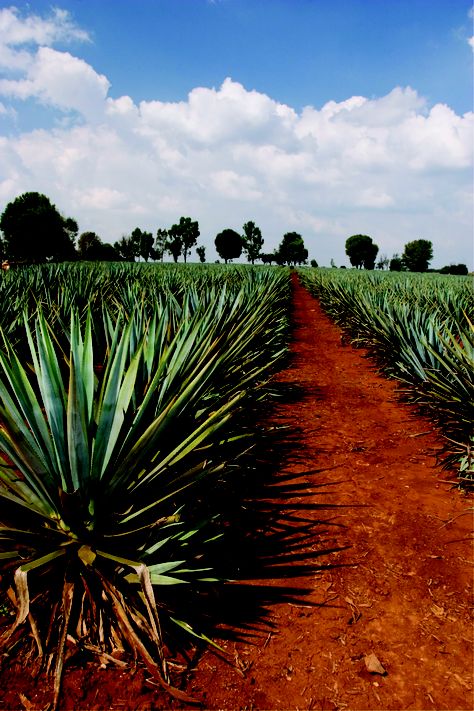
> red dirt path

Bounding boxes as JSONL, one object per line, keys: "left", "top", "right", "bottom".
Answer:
{"left": 184, "top": 275, "right": 474, "bottom": 711}
{"left": 1, "top": 275, "right": 472, "bottom": 710}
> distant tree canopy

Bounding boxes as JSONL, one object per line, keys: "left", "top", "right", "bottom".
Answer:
{"left": 0, "top": 192, "right": 77, "bottom": 261}
{"left": 345, "top": 234, "right": 379, "bottom": 269}
{"left": 77, "top": 231, "right": 118, "bottom": 260}
{"left": 402, "top": 239, "right": 433, "bottom": 272}
{"left": 438, "top": 263, "right": 468, "bottom": 275}
{"left": 389, "top": 254, "right": 403, "bottom": 272}
{"left": 242, "top": 221, "right": 263, "bottom": 264}
{"left": 276, "top": 232, "right": 308, "bottom": 266}
{"left": 215, "top": 229, "right": 243, "bottom": 263}
{"left": 167, "top": 217, "right": 200, "bottom": 263}
{"left": 155, "top": 229, "right": 168, "bottom": 262}
{"left": 113, "top": 235, "right": 136, "bottom": 261}
{"left": 196, "top": 245, "right": 206, "bottom": 263}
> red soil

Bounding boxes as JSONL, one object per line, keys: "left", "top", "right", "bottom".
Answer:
{"left": 1, "top": 275, "right": 472, "bottom": 710}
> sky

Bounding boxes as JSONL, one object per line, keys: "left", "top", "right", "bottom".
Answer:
{"left": 0, "top": 0, "right": 473, "bottom": 268}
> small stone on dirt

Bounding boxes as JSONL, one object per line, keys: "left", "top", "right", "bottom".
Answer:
{"left": 364, "top": 653, "right": 387, "bottom": 675}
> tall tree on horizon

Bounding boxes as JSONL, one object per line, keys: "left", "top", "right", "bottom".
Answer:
{"left": 402, "top": 239, "right": 433, "bottom": 272}
{"left": 215, "top": 229, "right": 243, "bottom": 263}
{"left": 242, "top": 221, "right": 263, "bottom": 264}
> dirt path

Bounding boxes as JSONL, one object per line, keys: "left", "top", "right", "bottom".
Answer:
{"left": 186, "top": 275, "right": 473, "bottom": 711}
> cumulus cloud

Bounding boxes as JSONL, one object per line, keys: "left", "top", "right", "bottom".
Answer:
{"left": 0, "top": 8, "right": 472, "bottom": 267}
{"left": 0, "top": 6, "right": 90, "bottom": 72}
{"left": 0, "top": 47, "right": 109, "bottom": 120}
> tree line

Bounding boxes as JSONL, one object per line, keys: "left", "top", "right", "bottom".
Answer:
{"left": 0, "top": 192, "right": 468, "bottom": 274}
{"left": 0, "top": 192, "right": 309, "bottom": 267}
{"left": 345, "top": 234, "right": 468, "bottom": 275}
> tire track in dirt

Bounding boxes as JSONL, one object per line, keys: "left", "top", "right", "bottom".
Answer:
{"left": 188, "top": 274, "right": 473, "bottom": 711}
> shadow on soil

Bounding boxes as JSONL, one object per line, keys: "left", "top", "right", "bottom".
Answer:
{"left": 159, "top": 380, "right": 353, "bottom": 686}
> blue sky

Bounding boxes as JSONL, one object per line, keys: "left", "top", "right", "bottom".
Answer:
{"left": 0, "top": 0, "right": 473, "bottom": 266}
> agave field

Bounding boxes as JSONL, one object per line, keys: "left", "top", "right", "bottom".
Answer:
{"left": 0, "top": 261, "right": 473, "bottom": 708}
{"left": 300, "top": 268, "right": 474, "bottom": 479}
{"left": 0, "top": 262, "right": 290, "bottom": 706}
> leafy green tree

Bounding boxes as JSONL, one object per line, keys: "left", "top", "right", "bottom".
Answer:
{"left": 276, "top": 232, "right": 308, "bottom": 266}
{"left": 138, "top": 230, "right": 154, "bottom": 261}
{"left": 402, "top": 239, "right": 433, "bottom": 272}
{"left": 166, "top": 225, "right": 183, "bottom": 263}
{"left": 439, "top": 263, "right": 468, "bottom": 275}
{"left": 155, "top": 228, "right": 168, "bottom": 262}
{"left": 196, "top": 245, "right": 206, "bottom": 263}
{"left": 345, "top": 234, "right": 379, "bottom": 269}
{"left": 168, "top": 217, "right": 200, "bottom": 263}
{"left": 242, "top": 221, "right": 263, "bottom": 264}
{"left": 215, "top": 229, "right": 243, "bottom": 263}
{"left": 260, "top": 253, "right": 275, "bottom": 265}
{"left": 0, "top": 192, "right": 77, "bottom": 261}
{"left": 310, "top": 259, "right": 318, "bottom": 268}
{"left": 376, "top": 254, "right": 389, "bottom": 270}
{"left": 78, "top": 231, "right": 102, "bottom": 259}
{"left": 113, "top": 235, "right": 137, "bottom": 261}
{"left": 389, "top": 254, "right": 403, "bottom": 271}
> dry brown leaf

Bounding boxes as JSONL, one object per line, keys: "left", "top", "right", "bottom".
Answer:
{"left": 18, "top": 693, "right": 34, "bottom": 711}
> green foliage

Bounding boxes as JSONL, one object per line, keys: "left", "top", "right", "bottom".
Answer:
{"left": 196, "top": 245, "right": 206, "bottom": 263}
{"left": 214, "top": 229, "right": 243, "bottom": 263}
{"left": 402, "top": 239, "right": 433, "bottom": 272}
{"left": 0, "top": 192, "right": 77, "bottom": 261}
{"left": 439, "top": 264, "right": 468, "bottom": 275}
{"left": 168, "top": 217, "right": 200, "bottom": 263}
{"left": 389, "top": 254, "right": 403, "bottom": 271}
{"left": 242, "top": 221, "right": 264, "bottom": 264}
{"left": 276, "top": 232, "right": 308, "bottom": 266}
{"left": 155, "top": 229, "right": 168, "bottom": 262}
{"left": 345, "top": 234, "right": 379, "bottom": 269}
{"left": 0, "top": 263, "right": 290, "bottom": 703}
{"left": 301, "top": 268, "right": 474, "bottom": 480}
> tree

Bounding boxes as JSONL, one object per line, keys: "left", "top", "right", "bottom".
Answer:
{"left": 0, "top": 192, "right": 77, "bottom": 261}
{"left": 113, "top": 235, "right": 137, "bottom": 261}
{"left": 439, "top": 263, "right": 468, "bottom": 275}
{"left": 260, "top": 253, "right": 275, "bottom": 265}
{"left": 402, "top": 239, "right": 433, "bottom": 272}
{"left": 242, "top": 221, "right": 263, "bottom": 264}
{"left": 389, "top": 254, "right": 403, "bottom": 271}
{"left": 196, "top": 245, "right": 206, "bottom": 263}
{"left": 168, "top": 217, "right": 200, "bottom": 263}
{"left": 214, "top": 229, "right": 243, "bottom": 263}
{"left": 155, "top": 229, "right": 168, "bottom": 262}
{"left": 276, "top": 232, "right": 308, "bottom": 266}
{"left": 376, "top": 254, "right": 389, "bottom": 270}
{"left": 78, "top": 231, "right": 102, "bottom": 259}
{"left": 345, "top": 234, "right": 379, "bottom": 269}
{"left": 166, "top": 226, "right": 183, "bottom": 263}
{"left": 310, "top": 259, "right": 318, "bottom": 268}
{"left": 138, "top": 230, "right": 154, "bottom": 261}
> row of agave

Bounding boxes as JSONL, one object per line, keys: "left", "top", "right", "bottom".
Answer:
{"left": 0, "top": 263, "right": 290, "bottom": 706}
{"left": 300, "top": 268, "right": 474, "bottom": 481}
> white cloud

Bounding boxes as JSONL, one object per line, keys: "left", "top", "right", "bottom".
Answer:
{"left": 0, "top": 47, "right": 110, "bottom": 120}
{"left": 0, "top": 10, "right": 472, "bottom": 268}
{"left": 0, "top": 6, "right": 90, "bottom": 72}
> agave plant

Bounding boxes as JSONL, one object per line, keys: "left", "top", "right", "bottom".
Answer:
{"left": 0, "top": 270, "right": 288, "bottom": 707}
{"left": 301, "top": 268, "right": 474, "bottom": 479}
